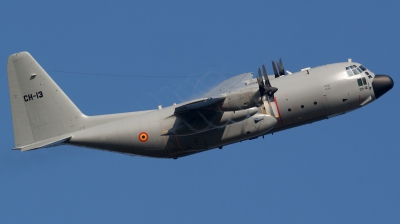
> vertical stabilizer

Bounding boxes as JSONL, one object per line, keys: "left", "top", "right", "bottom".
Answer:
{"left": 7, "top": 52, "right": 84, "bottom": 149}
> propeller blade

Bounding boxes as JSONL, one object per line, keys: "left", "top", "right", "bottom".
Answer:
{"left": 257, "top": 68, "right": 263, "bottom": 86}
{"left": 278, "top": 58, "right": 285, "bottom": 76}
{"left": 272, "top": 61, "right": 279, "bottom": 78}
{"left": 262, "top": 65, "right": 271, "bottom": 87}
{"left": 257, "top": 68, "right": 266, "bottom": 96}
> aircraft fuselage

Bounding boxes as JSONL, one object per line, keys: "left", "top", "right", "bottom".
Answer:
{"left": 7, "top": 52, "right": 393, "bottom": 158}
{"left": 67, "top": 62, "right": 392, "bottom": 158}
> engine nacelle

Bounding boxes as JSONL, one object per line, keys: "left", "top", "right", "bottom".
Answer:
{"left": 220, "top": 113, "right": 277, "bottom": 141}
{"left": 220, "top": 87, "right": 261, "bottom": 111}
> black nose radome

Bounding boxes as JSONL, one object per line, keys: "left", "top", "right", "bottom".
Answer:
{"left": 372, "top": 74, "right": 394, "bottom": 99}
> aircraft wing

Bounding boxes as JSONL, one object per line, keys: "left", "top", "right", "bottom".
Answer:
{"left": 173, "top": 72, "right": 255, "bottom": 115}
{"left": 173, "top": 73, "right": 254, "bottom": 115}
{"left": 174, "top": 97, "right": 225, "bottom": 114}
{"left": 202, "top": 72, "right": 254, "bottom": 98}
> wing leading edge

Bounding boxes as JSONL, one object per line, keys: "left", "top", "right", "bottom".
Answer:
{"left": 202, "top": 73, "right": 254, "bottom": 98}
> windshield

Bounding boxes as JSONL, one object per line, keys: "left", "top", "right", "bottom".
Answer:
{"left": 346, "top": 64, "right": 367, "bottom": 77}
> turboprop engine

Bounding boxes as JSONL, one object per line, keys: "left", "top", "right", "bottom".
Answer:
{"left": 219, "top": 87, "right": 262, "bottom": 111}
{"left": 217, "top": 59, "right": 285, "bottom": 112}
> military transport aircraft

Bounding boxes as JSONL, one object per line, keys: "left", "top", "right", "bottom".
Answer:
{"left": 7, "top": 52, "right": 394, "bottom": 159}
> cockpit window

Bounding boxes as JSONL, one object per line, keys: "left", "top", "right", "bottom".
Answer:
{"left": 357, "top": 77, "right": 367, "bottom": 86}
{"left": 359, "top": 65, "right": 367, "bottom": 71}
{"left": 346, "top": 67, "right": 353, "bottom": 76}
{"left": 346, "top": 65, "right": 367, "bottom": 77}
{"left": 357, "top": 78, "right": 363, "bottom": 86}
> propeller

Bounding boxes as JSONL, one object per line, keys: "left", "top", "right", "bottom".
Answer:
{"left": 257, "top": 65, "right": 278, "bottom": 100}
{"left": 271, "top": 58, "right": 286, "bottom": 77}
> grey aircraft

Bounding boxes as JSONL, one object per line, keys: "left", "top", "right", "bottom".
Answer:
{"left": 7, "top": 52, "right": 394, "bottom": 159}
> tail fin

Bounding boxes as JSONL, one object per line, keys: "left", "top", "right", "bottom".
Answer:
{"left": 7, "top": 52, "right": 84, "bottom": 150}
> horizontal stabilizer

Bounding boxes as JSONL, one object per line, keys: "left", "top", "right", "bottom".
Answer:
{"left": 14, "top": 136, "right": 72, "bottom": 152}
